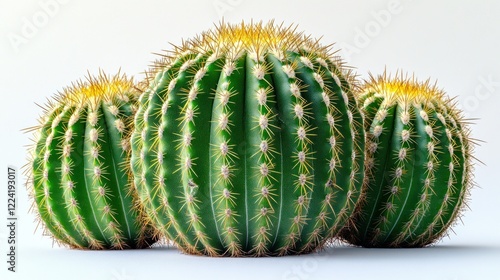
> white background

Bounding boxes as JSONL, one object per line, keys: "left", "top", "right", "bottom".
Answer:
{"left": 1, "top": 0, "right": 499, "bottom": 279}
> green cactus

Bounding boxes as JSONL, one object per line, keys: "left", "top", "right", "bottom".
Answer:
{"left": 131, "top": 21, "right": 366, "bottom": 256}
{"left": 26, "top": 72, "right": 157, "bottom": 249}
{"left": 340, "top": 72, "right": 475, "bottom": 247}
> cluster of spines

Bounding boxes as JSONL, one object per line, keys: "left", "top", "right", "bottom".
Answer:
{"left": 274, "top": 55, "right": 318, "bottom": 255}
{"left": 132, "top": 56, "right": 199, "bottom": 253}
{"left": 26, "top": 73, "right": 154, "bottom": 249}
{"left": 32, "top": 105, "right": 83, "bottom": 247}
{"left": 244, "top": 55, "right": 281, "bottom": 256}
{"left": 179, "top": 53, "right": 223, "bottom": 256}
{"left": 132, "top": 21, "right": 365, "bottom": 256}
{"left": 210, "top": 54, "right": 248, "bottom": 256}
{"left": 279, "top": 52, "right": 365, "bottom": 253}
{"left": 344, "top": 73, "right": 474, "bottom": 247}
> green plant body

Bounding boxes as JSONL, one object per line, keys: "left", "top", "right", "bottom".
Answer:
{"left": 26, "top": 72, "right": 156, "bottom": 249}
{"left": 340, "top": 72, "right": 474, "bottom": 247}
{"left": 131, "top": 21, "right": 366, "bottom": 256}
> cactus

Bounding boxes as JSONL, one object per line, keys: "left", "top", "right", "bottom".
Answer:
{"left": 340, "top": 72, "right": 475, "bottom": 247}
{"left": 131, "top": 21, "right": 366, "bottom": 256}
{"left": 25, "top": 72, "right": 157, "bottom": 249}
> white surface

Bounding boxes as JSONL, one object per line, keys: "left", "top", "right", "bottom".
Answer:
{"left": 1, "top": 0, "right": 499, "bottom": 279}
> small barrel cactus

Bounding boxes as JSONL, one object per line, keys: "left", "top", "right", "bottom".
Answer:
{"left": 26, "top": 72, "right": 157, "bottom": 249}
{"left": 340, "top": 72, "right": 475, "bottom": 247}
{"left": 131, "top": 22, "right": 366, "bottom": 256}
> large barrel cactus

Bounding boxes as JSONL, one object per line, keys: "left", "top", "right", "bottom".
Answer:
{"left": 340, "top": 73, "right": 474, "bottom": 247}
{"left": 131, "top": 22, "right": 366, "bottom": 256}
{"left": 26, "top": 72, "right": 156, "bottom": 249}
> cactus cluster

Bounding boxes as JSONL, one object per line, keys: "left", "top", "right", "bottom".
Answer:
{"left": 25, "top": 21, "right": 476, "bottom": 255}
{"left": 130, "top": 22, "right": 365, "bottom": 256}
{"left": 340, "top": 73, "right": 474, "bottom": 247}
{"left": 26, "top": 72, "right": 156, "bottom": 249}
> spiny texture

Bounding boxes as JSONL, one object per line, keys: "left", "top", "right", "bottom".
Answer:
{"left": 131, "top": 21, "right": 365, "bottom": 257}
{"left": 25, "top": 72, "right": 156, "bottom": 249}
{"left": 340, "top": 72, "right": 475, "bottom": 248}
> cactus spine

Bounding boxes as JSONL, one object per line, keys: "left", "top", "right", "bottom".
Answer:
{"left": 131, "top": 22, "right": 365, "bottom": 256}
{"left": 341, "top": 72, "right": 474, "bottom": 247}
{"left": 26, "top": 72, "right": 156, "bottom": 249}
